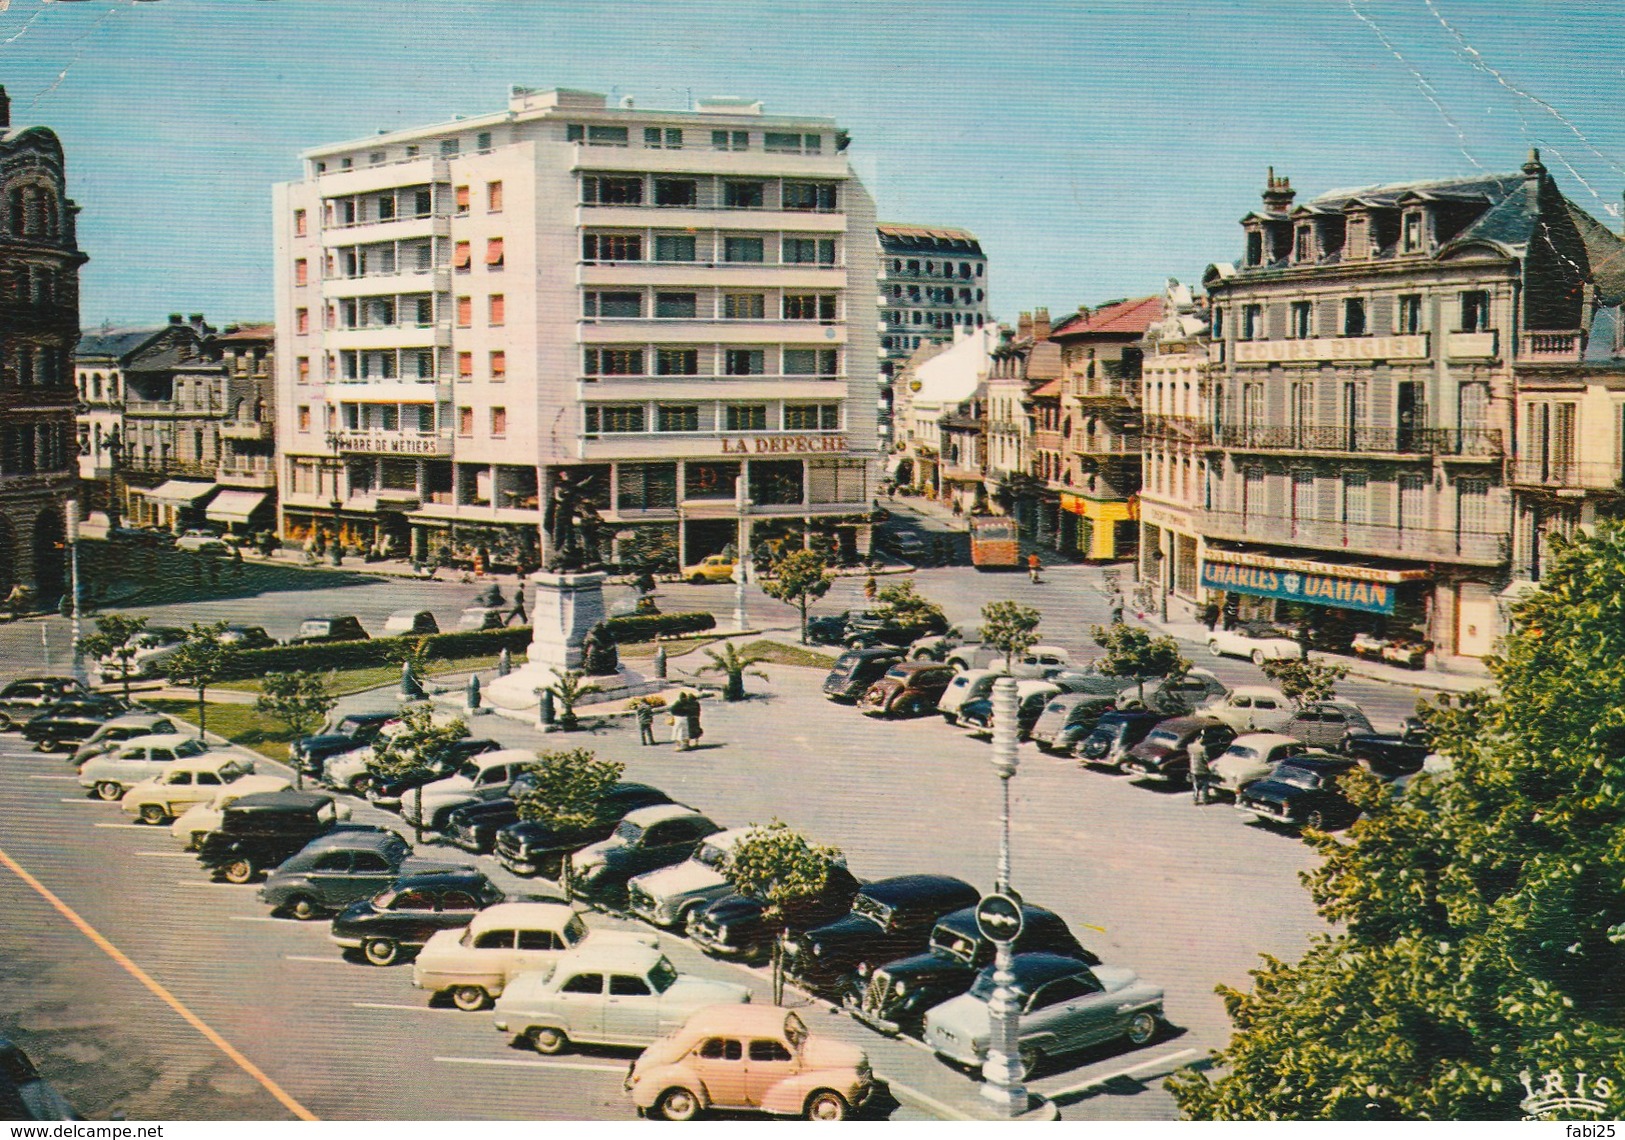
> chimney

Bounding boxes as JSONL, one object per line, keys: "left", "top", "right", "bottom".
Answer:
{"left": 0, "top": 86, "right": 9, "bottom": 131}
{"left": 1017, "top": 311, "right": 1033, "bottom": 340}
{"left": 1032, "top": 307, "right": 1051, "bottom": 340}
{"left": 168, "top": 313, "right": 184, "bottom": 325}
{"left": 1262, "top": 165, "right": 1295, "bottom": 213}
{"left": 189, "top": 313, "right": 206, "bottom": 332}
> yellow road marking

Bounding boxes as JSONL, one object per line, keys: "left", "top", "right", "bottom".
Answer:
{"left": 0, "top": 842, "right": 318, "bottom": 1121}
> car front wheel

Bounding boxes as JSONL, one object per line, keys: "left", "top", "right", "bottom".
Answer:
{"left": 1208, "top": 642, "right": 1223, "bottom": 657}
{"left": 1251, "top": 649, "right": 1267, "bottom": 666}
{"left": 95, "top": 781, "right": 123, "bottom": 802}
{"left": 1126, "top": 1011, "right": 1159, "bottom": 1045}
{"left": 1305, "top": 810, "right": 1326, "bottom": 831}
{"left": 286, "top": 895, "right": 322, "bottom": 921}
{"left": 655, "top": 1087, "right": 701, "bottom": 1122}
{"left": 804, "top": 1090, "right": 848, "bottom": 1121}
{"left": 222, "top": 859, "right": 256, "bottom": 884}
{"left": 527, "top": 1026, "right": 569, "bottom": 1055}
{"left": 138, "top": 803, "right": 169, "bottom": 826}
{"left": 451, "top": 985, "right": 490, "bottom": 1011}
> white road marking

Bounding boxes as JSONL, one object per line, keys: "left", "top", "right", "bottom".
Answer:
{"left": 26, "top": 774, "right": 77, "bottom": 781}
{"left": 133, "top": 851, "right": 194, "bottom": 858}
{"left": 283, "top": 954, "right": 348, "bottom": 964}
{"left": 230, "top": 915, "right": 286, "bottom": 923}
{"left": 353, "top": 1002, "right": 459, "bottom": 1014}
{"left": 1041, "top": 1048, "right": 1201, "bottom": 1100}
{"left": 173, "top": 880, "right": 244, "bottom": 888}
{"left": 435, "top": 1056, "right": 628, "bottom": 1075}
{"left": 57, "top": 797, "right": 103, "bottom": 804}
{"left": 93, "top": 823, "right": 146, "bottom": 830}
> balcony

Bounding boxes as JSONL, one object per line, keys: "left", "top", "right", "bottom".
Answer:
{"left": 1066, "top": 376, "right": 1134, "bottom": 401}
{"left": 1519, "top": 330, "right": 1585, "bottom": 363}
{"left": 1144, "top": 415, "right": 1212, "bottom": 444}
{"left": 1199, "top": 508, "right": 1508, "bottom": 565}
{"left": 122, "top": 457, "right": 217, "bottom": 479}
{"left": 219, "top": 420, "right": 271, "bottom": 441}
{"left": 1212, "top": 423, "right": 1502, "bottom": 458}
{"left": 1446, "top": 330, "right": 1498, "bottom": 360}
{"left": 1509, "top": 459, "right": 1622, "bottom": 492}
{"left": 217, "top": 459, "right": 276, "bottom": 489}
{"left": 1071, "top": 433, "right": 1140, "bottom": 457}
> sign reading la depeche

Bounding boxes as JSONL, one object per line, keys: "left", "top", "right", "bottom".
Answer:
{"left": 720, "top": 435, "right": 848, "bottom": 455}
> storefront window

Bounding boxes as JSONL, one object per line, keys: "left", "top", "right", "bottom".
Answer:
{"left": 683, "top": 460, "right": 740, "bottom": 501}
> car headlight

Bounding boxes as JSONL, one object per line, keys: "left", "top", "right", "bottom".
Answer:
{"left": 894, "top": 980, "right": 907, "bottom": 996}
{"left": 856, "top": 962, "right": 870, "bottom": 977}
{"left": 810, "top": 943, "right": 823, "bottom": 957}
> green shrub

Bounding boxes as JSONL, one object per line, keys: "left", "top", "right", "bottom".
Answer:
{"left": 604, "top": 611, "right": 715, "bottom": 642}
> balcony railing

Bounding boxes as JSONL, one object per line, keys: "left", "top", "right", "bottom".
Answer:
{"left": 1212, "top": 423, "right": 1503, "bottom": 457}
{"left": 1199, "top": 508, "right": 1508, "bottom": 564}
{"left": 1144, "top": 415, "right": 1213, "bottom": 444}
{"left": 121, "top": 457, "right": 217, "bottom": 479}
{"left": 1519, "top": 330, "right": 1585, "bottom": 363}
{"left": 1071, "top": 433, "right": 1140, "bottom": 457}
{"left": 219, "top": 420, "right": 271, "bottom": 441}
{"left": 1509, "top": 459, "right": 1623, "bottom": 491}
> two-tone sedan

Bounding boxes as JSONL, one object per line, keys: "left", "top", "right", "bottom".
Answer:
{"left": 1206, "top": 623, "right": 1304, "bottom": 665}
{"left": 330, "top": 868, "right": 507, "bottom": 966}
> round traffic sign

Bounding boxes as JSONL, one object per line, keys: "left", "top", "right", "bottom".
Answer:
{"left": 975, "top": 892, "right": 1024, "bottom": 944}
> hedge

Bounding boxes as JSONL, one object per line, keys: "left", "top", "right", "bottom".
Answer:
{"left": 205, "top": 611, "right": 715, "bottom": 681}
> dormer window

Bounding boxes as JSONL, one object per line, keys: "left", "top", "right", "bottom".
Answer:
{"left": 1343, "top": 298, "right": 1367, "bottom": 337}
{"left": 1294, "top": 226, "right": 1313, "bottom": 263}
{"left": 1246, "top": 230, "right": 1263, "bottom": 267}
{"left": 1402, "top": 211, "right": 1424, "bottom": 253}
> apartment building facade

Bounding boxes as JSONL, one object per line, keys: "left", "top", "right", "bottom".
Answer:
{"left": 984, "top": 311, "right": 1060, "bottom": 539}
{"left": 890, "top": 324, "right": 997, "bottom": 510}
{"left": 275, "top": 87, "right": 879, "bottom": 570}
{"left": 876, "top": 223, "right": 989, "bottom": 435}
{"left": 0, "top": 87, "right": 83, "bottom": 601}
{"left": 1199, "top": 154, "right": 1625, "bottom": 659}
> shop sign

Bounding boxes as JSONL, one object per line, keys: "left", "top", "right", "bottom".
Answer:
{"left": 1200, "top": 560, "right": 1397, "bottom": 614}
{"left": 721, "top": 435, "right": 847, "bottom": 455}
{"left": 336, "top": 432, "right": 447, "bottom": 456}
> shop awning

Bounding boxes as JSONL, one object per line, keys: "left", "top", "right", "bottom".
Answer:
{"left": 204, "top": 490, "right": 267, "bottom": 524}
{"left": 1204, "top": 548, "right": 1430, "bottom": 584}
{"left": 146, "top": 480, "right": 217, "bottom": 505}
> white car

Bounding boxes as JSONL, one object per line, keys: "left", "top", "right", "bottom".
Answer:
{"left": 174, "top": 530, "right": 227, "bottom": 553}
{"left": 626, "top": 827, "right": 753, "bottom": 928}
{"left": 1206, "top": 624, "right": 1304, "bottom": 665}
{"left": 1210, "top": 732, "right": 1312, "bottom": 796}
{"left": 95, "top": 628, "right": 189, "bottom": 684}
{"left": 1198, "top": 686, "right": 1293, "bottom": 733}
{"left": 71, "top": 713, "right": 184, "bottom": 763}
{"left": 936, "top": 668, "right": 996, "bottom": 723}
{"left": 400, "top": 749, "right": 538, "bottom": 831}
{"left": 77, "top": 733, "right": 217, "bottom": 801}
{"left": 121, "top": 753, "right": 257, "bottom": 825}
{"left": 170, "top": 774, "right": 294, "bottom": 847}
{"left": 991, "top": 645, "right": 1074, "bottom": 680}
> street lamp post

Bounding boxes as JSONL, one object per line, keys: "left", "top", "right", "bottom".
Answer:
{"left": 103, "top": 428, "right": 123, "bottom": 533}
{"left": 733, "top": 473, "right": 749, "bottom": 633}
{"left": 980, "top": 675, "right": 1028, "bottom": 1116}
{"left": 66, "top": 501, "right": 84, "bottom": 685}
{"left": 324, "top": 429, "right": 344, "bottom": 566}
{"left": 1156, "top": 546, "right": 1170, "bottom": 624}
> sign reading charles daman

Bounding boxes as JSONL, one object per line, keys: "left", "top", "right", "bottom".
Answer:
{"left": 720, "top": 435, "right": 848, "bottom": 455}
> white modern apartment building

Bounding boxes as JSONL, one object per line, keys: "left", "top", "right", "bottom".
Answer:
{"left": 273, "top": 87, "right": 880, "bottom": 571}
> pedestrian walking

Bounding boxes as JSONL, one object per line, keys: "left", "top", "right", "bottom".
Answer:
{"left": 1109, "top": 590, "right": 1125, "bottom": 625}
{"left": 1188, "top": 737, "right": 1212, "bottom": 805}
{"left": 863, "top": 575, "right": 877, "bottom": 603}
{"left": 1027, "top": 552, "right": 1042, "bottom": 584}
{"left": 506, "top": 581, "right": 528, "bottom": 626}
{"left": 669, "top": 690, "right": 702, "bottom": 751}
{"left": 635, "top": 699, "right": 656, "bottom": 746}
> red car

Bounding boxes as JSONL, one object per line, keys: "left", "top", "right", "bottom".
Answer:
{"left": 857, "top": 662, "right": 957, "bottom": 718}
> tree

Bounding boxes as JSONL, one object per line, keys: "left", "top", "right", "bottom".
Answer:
{"left": 510, "top": 747, "right": 624, "bottom": 897}
{"left": 979, "top": 600, "right": 1041, "bottom": 671}
{"left": 254, "top": 671, "right": 336, "bottom": 788}
{"left": 366, "top": 704, "right": 468, "bottom": 843}
{"left": 1258, "top": 657, "right": 1349, "bottom": 709}
{"left": 1169, "top": 524, "right": 1625, "bottom": 1120}
{"left": 1090, "top": 622, "right": 1188, "bottom": 702}
{"left": 726, "top": 820, "right": 845, "bottom": 1004}
{"left": 760, "top": 549, "right": 833, "bottom": 644}
{"left": 546, "top": 670, "right": 603, "bottom": 731}
{"left": 161, "top": 622, "right": 237, "bottom": 739}
{"left": 872, "top": 579, "right": 947, "bottom": 633}
{"left": 77, "top": 612, "right": 148, "bottom": 701}
{"left": 698, "top": 642, "right": 770, "bottom": 701}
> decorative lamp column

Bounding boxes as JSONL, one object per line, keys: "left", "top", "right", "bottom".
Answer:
{"left": 980, "top": 675, "right": 1028, "bottom": 1116}
{"left": 733, "top": 473, "right": 749, "bottom": 633}
{"left": 66, "top": 501, "right": 84, "bottom": 685}
{"left": 325, "top": 428, "right": 344, "bottom": 566}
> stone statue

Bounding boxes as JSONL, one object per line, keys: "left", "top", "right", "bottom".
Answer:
{"left": 544, "top": 469, "right": 598, "bottom": 570}
{"left": 581, "top": 621, "right": 619, "bottom": 676}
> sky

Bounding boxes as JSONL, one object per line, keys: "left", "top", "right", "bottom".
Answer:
{"left": 2, "top": 0, "right": 1624, "bottom": 330}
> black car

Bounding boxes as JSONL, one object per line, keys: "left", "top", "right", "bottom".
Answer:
{"left": 687, "top": 864, "right": 864, "bottom": 962}
{"left": 1076, "top": 709, "right": 1165, "bottom": 771}
{"left": 1237, "top": 754, "right": 1363, "bottom": 831}
{"left": 491, "top": 781, "right": 676, "bottom": 869}
{"left": 329, "top": 868, "right": 509, "bottom": 966}
{"left": 0, "top": 1036, "right": 77, "bottom": 1120}
{"left": 20, "top": 704, "right": 122, "bottom": 752}
{"left": 0, "top": 677, "right": 88, "bottom": 729}
{"left": 854, "top": 904, "right": 1099, "bottom": 1036}
{"left": 955, "top": 688, "right": 1054, "bottom": 740}
{"left": 806, "top": 612, "right": 853, "bottom": 647}
{"left": 289, "top": 711, "right": 395, "bottom": 779}
{"left": 821, "top": 646, "right": 905, "bottom": 702}
{"left": 1121, "top": 716, "right": 1236, "bottom": 785}
{"left": 1029, "top": 694, "right": 1119, "bottom": 755}
{"left": 196, "top": 790, "right": 356, "bottom": 883}
{"left": 568, "top": 805, "right": 721, "bottom": 904}
{"left": 290, "top": 615, "right": 369, "bottom": 645}
{"left": 368, "top": 738, "right": 503, "bottom": 809}
{"left": 1131, "top": 671, "right": 1230, "bottom": 717}
{"left": 784, "top": 874, "right": 981, "bottom": 1002}
{"left": 845, "top": 608, "right": 950, "bottom": 649}
{"left": 1343, "top": 717, "right": 1432, "bottom": 778}
{"left": 219, "top": 625, "right": 277, "bottom": 651}
{"left": 258, "top": 827, "right": 470, "bottom": 919}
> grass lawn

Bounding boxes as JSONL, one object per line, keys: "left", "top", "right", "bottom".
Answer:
{"left": 146, "top": 698, "right": 295, "bottom": 764}
{"left": 738, "top": 640, "right": 836, "bottom": 669}
{"left": 618, "top": 635, "right": 725, "bottom": 659}
{"left": 215, "top": 653, "right": 504, "bottom": 697}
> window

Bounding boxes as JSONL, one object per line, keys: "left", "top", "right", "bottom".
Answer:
{"left": 764, "top": 131, "right": 822, "bottom": 154}
{"left": 1342, "top": 471, "right": 1369, "bottom": 525}
{"left": 295, "top": 308, "right": 309, "bottom": 335}
{"left": 657, "top": 404, "right": 699, "bottom": 432}
{"left": 723, "top": 236, "right": 764, "bottom": 263}
{"left": 297, "top": 356, "right": 310, "bottom": 384}
{"left": 453, "top": 241, "right": 472, "bottom": 271}
{"left": 485, "top": 238, "right": 504, "bottom": 268}
{"left": 293, "top": 208, "right": 307, "bottom": 237}
{"left": 585, "top": 404, "right": 646, "bottom": 433}
{"left": 1343, "top": 297, "right": 1367, "bottom": 336}
{"left": 1289, "top": 301, "right": 1311, "bottom": 338}
{"left": 377, "top": 194, "right": 395, "bottom": 221}
{"left": 457, "top": 352, "right": 473, "bottom": 379}
{"left": 783, "top": 237, "right": 836, "bottom": 265}
{"left": 1241, "top": 304, "right": 1261, "bottom": 340}
{"left": 784, "top": 348, "right": 838, "bottom": 375}
{"left": 644, "top": 127, "right": 683, "bottom": 149}
{"left": 656, "top": 348, "right": 698, "bottom": 375}
{"left": 487, "top": 180, "right": 503, "bottom": 212}
{"left": 654, "top": 292, "right": 697, "bottom": 319}
{"left": 1211, "top": 306, "right": 1224, "bottom": 339}
{"left": 1294, "top": 227, "right": 1312, "bottom": 262}
{"left": 1246, "top": 230, "right": 1263, "bottom": 266}
{"left": 566, "top": 124, "right": 584, "bottom": 142}
{"left": 783, "top": 294, "right": 836, "bottom": 322}
{"left": 561, "top": 973, "right": 603, "bottom": 994}
{"left": 723, "top": 181, "right": 765, "bottom": 209}
{"left": 724, "top": 349, "right": 765, "bottom": 375}
{"left": 784, "top": 403, "right": 839, "bottom": 430}
{"left": 293, "top": 257, "right": 310, "bottom": 287}
{"left": 749, "top": 1040, "right": 793, "bottom": 1063}
{"left": 725, "top": 404, "right": 767, "bottom": 431}
{"left": 414, "top": 189, "right": 433, "bottom": 216}
{"left": 782, "top": 182, "right": 837, "bottom": 212}
{"left": 489, "top": 351, "right": 506, "bottom": 380}
{"left": 1460, "top": 290, "right": 1491, "bottom": 332}
{"left": 582, "top": 175, "right": 643, "bottom": 205}
{"left": 654, "top": 235, "right": 695, "bottom": 262}
{"left": 652, "top": 178, "right": 696, "bottom": 207}
{"left": 1398, "top": 294, "right": 1422, "bottom": 334}
{"left": 583, "top": 348, "right": 645, "bottom": 376}
{"left": 456, "top": 295, "right": 472, "bottom": 327}
{"left": 490, "top": 407, "right": 507, "bottom": 436}
{"left": 455, "top": 185, "right": 470, "bottom": 215}
{"left": 457, "top": 407, "right": 474, "bottom": 436}
{"left": 699, "top": 1038, "right": 743, "bottom": 1062}
{"left": 610, "top": 974, "right": 652, "bottom": 996}
{"left": 488, "top": 294, "right": 505, "bottom": 326}
{"left": 723, "top": 293, "right": 765, "bottom": 320}
{"left": 712, "top": 129, "right": 749, "bottom": 151}
{"left": 297, "top": 405, "right": 311, "bottom": 432}
{"left": 1403, "top": 212, "right": 1424, "bottom": 252}
{"left": 583, "top": 233, "right": 643, "bottom": 262}
{"left": 584, "top": 291, "right": 643, "bottom": 319}
{"left": 587, "top": 125, "right": 629, "bottom": 147}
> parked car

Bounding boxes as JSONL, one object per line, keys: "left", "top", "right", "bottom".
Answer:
{"left": 1343, "top": 716, "right": 1433, "bottom": 778}
{"left": 1197, "top": 686, "right": 1293, "bottom": 734}
{"left": 820, "top": 646, "right": 904, "bottom": 703}
{"left": 858, "top": 662, "right": 957, "bottom": 718}
{"left": 682, "top": 554, "right": 737, "bottom": 584}
{"left": 77, "top": 733, "right": 216, "bottom": 801}
{"left": 687, "top": 862, "right": 864, "bottom": 963}
{"left": 170, "top": 774, "right": 297, "bottom": 849}
{"left": 626, "top": 1005, "right": 873, "bottom": 1121}
{"left": 943, "top": 644, "right": 1004, "bottom": 672}
{"left": 925, "top": 952, "right": 1164, "bottom": 1079}
{"left": 854, "top": 904, "right": 1098, "bottom": 1037}
{"left": 846, "top": 607, "right": 951, "bottom": 648}
{"left": 936, "top": 668, "right": 997, "bottom": 723}
{"left": 71, "top": 712, "right": 183, "bottom": 763}
{"left": 1029, "top": 694, "right": 1119, "bottom": 755}
{"left": 289, "top": 615, "right": 369, "bottom": 645}
{"left": 289, "top": 710, "right": 395, "bottom": 781}
{"left": 806, "top": 612, "right": 853, "bottom": 647}
{"left": 569, "top": 805, "right": 722, "bottom": 905}
{"left": 195, "top": 790, "right": 354, "bottom": 883}
{"left": 494, "top": 942, "right": 751, "bottom": 1056}
{"left": 1206, "top": 623, "right": 1304, "bottom": 664}
{"left": 105, "top": 525, "right": 173, "bottom": 549}
{"left": 258, "top": 827, "right": 468, "bottom": 920}
{"left": 1074, "top": 708, "right": 1165, "bottom": 771}
{"left": 456, "top": 606, "right": 505, "bottom": 632}
{"left": 1123, "top": 669, "right": 1229, "bottom": 717}
{"left": 410, "top": 901, "right": 649, "bottom": 1010}
{"left": 993, "top": 645, "right": 1073, "bottom": 680}
{"left": 956, "top": 681, "right": 1060, "bottom": 740}
{"left": 1211, "top": 732, "right": 1315, "bottom": 797}
{"left": 217, "top": 625, "right": 277, "bottom": 651}
{"left": 174, "top": 529, "right": 227, "bottom": 553}
{"left": 627, "top": 828, "right": 753, "bottom": 929}
{"left": 0, "top": 1035, "right": 78, "bottom": 1120}
{"left": 784, "top": 874, "right": 980, "bottom": 1003}
{"left": 1237, "top": 754, "right": 1364, "bottom": 831}
{"left": 493, "top": 782, "right": 677, "bottom": 875}
{"left": 368, "top": 738, "right": 504, "bottom": 809}
{"left": 0, "top": 676, "right": 88, "bottom": 728}
{"left": 121, "top": 752, "right": 257, "bottom": 824}
{"left": 1381, "top": 638, "right": 1432, "bottom": 668}
{"left": 381, "top": 609, "right": 440, "bottom": 637}
{"left": 888, "top": 531, "right": 928, "bottom": 561}
{"left": 1121, "top": 716, "right": 1237, "bottom": 786}
{"left": 1048, "top": 662, "right": 1127, "bottom": 697}
{"left": 20, "top": 708, "right": 116, "bottom": 753}
{"left": 906, "top": 628, "right": 963, "bottom": 661}
{"left": 94, "top": 627, "right": 189, "bottom": 684}
{"left": 400, "top": 748, "right": 539, "bottom": 831}
{"left": 1280, "top": 699, "right": 1375, "bottom": 750}
{"left": 330, "top": 868, "right": 507, "bottom": 966}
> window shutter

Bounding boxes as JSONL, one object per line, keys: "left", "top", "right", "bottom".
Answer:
{"left": 452, "top": 242, "right": 472, "bottom": 270}
{"left": 485, "top": 238, "right": 505, "bottom": 266}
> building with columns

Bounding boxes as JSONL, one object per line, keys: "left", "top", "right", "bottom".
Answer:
{"left": 273, "top": 87, "right": 880, "bottom": 571}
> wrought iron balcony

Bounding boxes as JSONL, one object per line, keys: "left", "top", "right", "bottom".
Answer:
{"left": 1211, "top": 422, "right": 1502, "bottom": 458}
{"left": 1198, "top": 507, "right": 1508, "bottom": 565}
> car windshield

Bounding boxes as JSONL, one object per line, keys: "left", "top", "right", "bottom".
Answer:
{"left": 970, "top": 970, "right": 1030, "bottom": 1002}
{"left": 454, "top": 760, "right": 485, "bottom": 780}
{"left": 833, "top": 654, "right": 859, "bottom": 673}
{"left": 298, "top": 622, "right": 326, "bottom": 636}
{"left": 850, "top": 893, "right": 894, "bottom": 928}
{"left": 1274, "top": 765, "right": 1325, "bottom": 790}
{"left": 1044, "top": 701, "right": 1068, "bottom": 714}
{"left": 613, "top": 819, "right": 644, "bottom": 844}
{"left": 336, "top": 718, "right": 368, "bottom": 734}
{"left": 562, "top": 914, "right": 587, "bottom": 944}
{"left": 929, "top": 925, "right": 978, "bottom": 964}
{"left": 694, "top": 842, "right": 729, "bottom": 870}
{"left": 372, "top": 888, "right": 399, "bottom": 908}
{"left": 1226, "top": 745, "right": 1260, "bottom": 761}
{"left": 1146, "top": 729, "right": 1182, "bottom": 747}
{"left": 784, "top": 1012, "right": 808, "bottom": 1049}
{"left": 884, "top": 666, "right": 910, "bottom": 680}
{"left": 648, "top": 956, "right": 679, "bottom": 993}
{"left": 175, "top": 739, "right": 207, "bottom": 758}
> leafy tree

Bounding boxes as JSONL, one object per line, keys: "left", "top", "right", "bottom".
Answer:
{"left": 760, "top": 549, "right": 833, "bottom": 644}
{"left": 1169, "top": 524, "right": 1625, "bottom": 1120}
{"left": 698, "top": 642, "right": 770, "bottom": 701}
{"left": 546, "top": 669, "right": 603, "bottom": 731}
{"left": 1090, "top": 622, "right": 1188, "bottom": 702}
{"left": 161, "top": 622, "right": 237, "bottom": 738}
{"left": 77, "top": 612, "right": 148, "bottom": 701}
{"left": 979, "top": 600, "right": 1041, "bottom": 671}
{"left": 511, "top": 747, "right": 624, "bottom": 897}
{"left": 872, "top": 579, "right": 946, "bottom": 633}
{"left": 726, "top": 820, "right": 845, "bottom": 1004}
{"left": 366, "top": 704, "right": 468, "bottom": 843}
{"left": 254, "top": 671, "right": 336, "bottom": 788}
{"left": 1259, "top": 656, "right": 1349, "bottom": 709}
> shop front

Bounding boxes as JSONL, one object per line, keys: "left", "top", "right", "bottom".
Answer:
{"left": 1200, "top": 550, "right": 1433, "bottom": 650}
{"left": 1061, "top": 492, "right": 1137, "bottom": 561}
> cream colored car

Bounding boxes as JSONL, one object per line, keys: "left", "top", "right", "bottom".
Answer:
{"left": 1198, "top": 686, "right": 1292, "bottom": 734}
{"left": 121, "top": 753, "right": 257, "bottom": 825}
{"left": 169, "top": 775, "right": 295, "bottom": 848}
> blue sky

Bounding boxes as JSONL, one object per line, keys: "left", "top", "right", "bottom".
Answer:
{"left": 3, "top": 0, "right": 1623, "bottom": 329}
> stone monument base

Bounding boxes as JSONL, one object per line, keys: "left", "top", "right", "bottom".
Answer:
{"left": 484, "top": 660, "right": 663, "bottom": 712}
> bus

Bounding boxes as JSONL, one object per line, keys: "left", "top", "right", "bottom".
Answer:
{"left": 969, "top": 516, "right": 1020, "bottom": 569}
